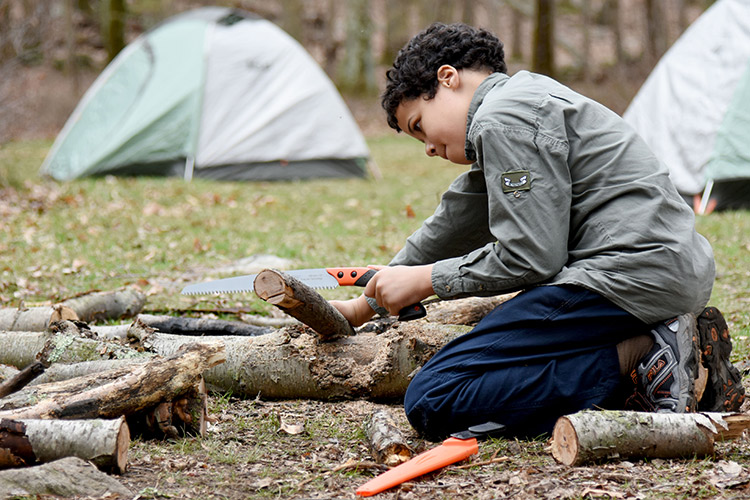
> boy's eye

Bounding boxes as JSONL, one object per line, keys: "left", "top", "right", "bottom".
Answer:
{"left": 414, "top": 121, "right": 422, "bottom": 133}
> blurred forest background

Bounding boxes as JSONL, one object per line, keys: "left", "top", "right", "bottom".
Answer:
{"left": 0, "top": 0, "right": 716, "bottom": 144}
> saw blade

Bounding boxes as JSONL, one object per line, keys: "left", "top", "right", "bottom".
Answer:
{"left": 181, "top": 268, "right": 339, "bottom": 295}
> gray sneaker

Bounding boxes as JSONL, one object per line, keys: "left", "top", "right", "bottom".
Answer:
{"left": 628, "top": 314, "right": 700, "bottom": 413}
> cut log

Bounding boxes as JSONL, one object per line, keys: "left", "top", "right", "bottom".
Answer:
{"left": 137, "top": 313, "right": 272, "bottom": 337}
{"left": 30, "top": 358, "right": 150, "bottom": 386}
{"left": 551, "top": 410, "right": 750, "bottom": 466}
{"left": 0, "top": 343, "right": 225, "bottom": 421}
{"left": 0, "top": 417, "right": 129, "bottom": 473}
{"left": 425, "top": 294, "right": 517, "bottom": 326}
{"left": 0, "top": 456, "right": 133, "bottom": 498}
{"left": 0, "top": 323, "right": 148, "bottom": 369}
{"left": 253, "top": 268, "right": 355, "bottom": 339}
{"left": 0, "top": 361, "right": 46, "bottom": 398}
{"left": 60, "top": 288, "right": 146, "bottom": 323}
{"left": 0, "top": 305, "right": 78, "bottom": 332}
{"left": 131, "top": 321, "right": 470, "bottom": 400}
{"left": 365, "top": 409, "right": 413, "bottom": 466}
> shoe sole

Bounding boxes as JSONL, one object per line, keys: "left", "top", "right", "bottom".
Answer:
{"left": 697, "top": 307, "right": 746, "bottom": 412}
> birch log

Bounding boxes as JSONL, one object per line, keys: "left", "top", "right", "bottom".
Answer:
{"left": 425, "top": 294, "right": 517, "bottom": 325}
{"left": 0, "top": 325, "right": 147, "bottom": 369}
{"left": 132, "top": 322, "right": 470, "bottom": 400}
{"left": 0, "top": 417, "right": 129, "bottom": 473}
{"left": 253, "top": 269, "right": 355, "bottom": 339}
{"left": 0, "top": 343, "right": 225, "bottom": 420}
{"left": 0, "top": 305, "right": 78, "bottom": 332}
{"left": 365, "top": 409, "right": 413, "bottom": 466}
{"left": 60, "top": 288, "right": 146, "bottom": 323}
{"left": 551, "top": 410, "right": 750, "bottom": 466}
{"left": 0, "top": 456, "right": 133, "bottom": 498}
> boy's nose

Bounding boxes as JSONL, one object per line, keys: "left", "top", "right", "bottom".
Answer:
{"left": 425, "top": 142, "right": 437, "bottom": 156}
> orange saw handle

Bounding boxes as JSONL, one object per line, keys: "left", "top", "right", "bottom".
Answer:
{"left": 355, "top": 437, "right": 478, "bottom": 497}
{"left": 326, "top": 267, "right": 426, "bottom": 321}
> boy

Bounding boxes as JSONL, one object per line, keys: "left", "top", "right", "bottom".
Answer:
{"left": 332, "top": 23, "right": 744, "bottom": 440}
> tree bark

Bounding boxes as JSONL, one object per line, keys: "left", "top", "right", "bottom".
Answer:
{"left": 60, "top": 288, "right": 146, "bottom": 323}
{"left": 0, "top": 361, "right": 46, "bottom": 398}
{"left": 0, "top": 343, "right": 225, "bottom": 421}
{"left": 137, "top": 314, "right": 272, "bottom": 337}
{"left": 131, "top": 322, "right": 470, "bottom": 400}
{"left": 253, "top": 269, "right": 355, "bottom": 340}
{"left": 532, "top": 0, "right": 555, "bottom": 77}
{"left": 0, "top": 456, "right": 133, "bottom": 498}
{"left": 0, "top": 305, "right": 78, "bottom": 332}
{"left": 0, "top": 417, "right": 129, "bottom": 473}
{"left": 551, "top": 410, "right": 750, "bottom": 466}
{"left": 0, "top": 325, "right": 147, "bottom": 370}
{"left": 365, "top": 409, "right": 413, "bottom": 466}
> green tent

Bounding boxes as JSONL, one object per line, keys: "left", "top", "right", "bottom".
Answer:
{"left": 41, "top": 7, "right": 370, "bottom": 181}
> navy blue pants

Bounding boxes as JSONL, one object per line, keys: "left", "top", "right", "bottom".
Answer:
{"left": 404, "top": 285, "right": 653, "bottom": 440}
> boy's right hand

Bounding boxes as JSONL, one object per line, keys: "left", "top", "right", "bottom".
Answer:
{"left": 330, "top": 295, "right": 375, "bottom": 327}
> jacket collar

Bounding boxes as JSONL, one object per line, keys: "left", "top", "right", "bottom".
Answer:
{"left": 465, "top": 72, "right": 510, "bottom": 162}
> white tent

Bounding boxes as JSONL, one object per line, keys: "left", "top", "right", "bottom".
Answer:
{"left": 41, "top": 7, "right": 371, "bottom": 181}
{"left": 623, "top": 0, "right": 750, "bottom": 213}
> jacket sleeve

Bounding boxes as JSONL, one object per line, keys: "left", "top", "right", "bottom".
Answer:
{"left": 429, "top": 107, "right": 574, "bottom": 299}
{"left": 389, "top": 163, "right": 495, "bottom": 266}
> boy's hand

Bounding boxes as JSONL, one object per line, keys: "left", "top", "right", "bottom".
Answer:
{"left": 364, "top": 264, "right": 435, "bottom": 316}
{"left": 330, "top": 295, "right": 375, "bottom": 327}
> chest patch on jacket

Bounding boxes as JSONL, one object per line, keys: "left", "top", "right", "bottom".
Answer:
{"left": 501, "top": 170, "right": 531, "bottom": 193}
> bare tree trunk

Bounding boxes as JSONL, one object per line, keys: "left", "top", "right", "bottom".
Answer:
{"left": 0, "top": 417, "right": 129, "bottom": 473}
{"left": 338, "top": 0, "right": 377, "bottom": 94}
{"left": 532, "top": 0, "right": 555, "bottom": 77}
{"left": 103, "top": 0, "right": 126, "bottom": 63}
{"left": 581, "top": 0, "right": 592, "bottom": 80}
{"left": 644, "top": 0, "right": 668, "bottom": 65}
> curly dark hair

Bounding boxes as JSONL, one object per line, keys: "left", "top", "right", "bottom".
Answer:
{"left": 382, "top": 23, "right": 507, "bottom": 131}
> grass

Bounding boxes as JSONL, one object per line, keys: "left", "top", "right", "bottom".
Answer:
{"left": 1, "top": 137, "right": 749, "bottom": 499}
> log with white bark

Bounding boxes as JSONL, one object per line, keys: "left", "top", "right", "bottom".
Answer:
{"left": 551, "top": 410, "right": 750, "bottom": 466}
{"left": 0, "top": 323, "right": 147, "bottom": 369}
{"left": 60, "top": 288, "right": 146, "bottom": 323}
{"left": 0, "top": 417, "right": 129, "bottom": 473}
{"left": 0, "top": 305, "right": 78, "bottom": 332}
{"left": 253, "top": 268, "right": 355, "bottom": 339}
{"left": 0, "top": 456, "right": 133, "bottom": 498}
{"left": 132, "top": 322, "right": 470, "bottom": 400}
{"left": 365, "top": 409, "right": 413, "bottom": 466}
{"left": 0, "top": 343, "right": 225, "bottom": 421}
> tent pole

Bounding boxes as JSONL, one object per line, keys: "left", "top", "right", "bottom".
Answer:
{"left": 698, "top": 179, "right": 714, "bottom": 215}
{"left": 184, "top": 156, "right": 195, "bottom": 182}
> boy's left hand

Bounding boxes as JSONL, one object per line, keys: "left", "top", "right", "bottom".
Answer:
{"left": 364, "top": 264, "right": 435, "bottom": 316}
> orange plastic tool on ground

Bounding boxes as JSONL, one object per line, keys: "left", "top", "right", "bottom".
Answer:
{"left": 355, "top": 437, "right": 479, "bottom": 497}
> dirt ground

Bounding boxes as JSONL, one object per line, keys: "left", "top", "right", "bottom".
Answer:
{"left": 110, "top": 390, "right": 750, "bottom": 500}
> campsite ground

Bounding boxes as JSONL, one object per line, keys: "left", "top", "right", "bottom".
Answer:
{"left": 1, "top": 130, "right": 750, "bottom": 499}
{"left": 1, "top": 7, "right": 750, "bottom": 497}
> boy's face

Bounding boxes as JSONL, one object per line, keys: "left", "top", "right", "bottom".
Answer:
{"left": 395, "top": 66, "right": 475, "bottom": 165}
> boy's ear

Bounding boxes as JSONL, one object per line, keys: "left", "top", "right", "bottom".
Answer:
{"left": 436, "top": 65, "right": 459, "bottom": 89}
